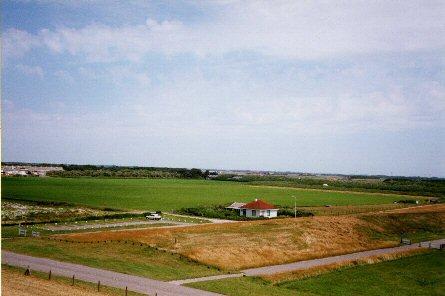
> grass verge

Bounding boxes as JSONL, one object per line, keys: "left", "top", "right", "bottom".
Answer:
{"left": 1, "top": 265, "right": 145, "bottom": 296}
{"left": 187, "top": 251, "right": 445, "bottom": 296}
{"left": 1, "top": 237, "right": 225, "bottom": 281}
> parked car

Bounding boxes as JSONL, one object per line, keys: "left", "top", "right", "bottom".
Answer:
{"left": 146, "top": 213, "right": 162, "bottom": 220}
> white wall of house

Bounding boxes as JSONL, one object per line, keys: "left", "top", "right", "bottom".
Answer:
{"left": 240, "top": 209, "right": 278, "bottom": 218}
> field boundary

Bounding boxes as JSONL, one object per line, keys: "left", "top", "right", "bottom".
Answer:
{"left": 246, "top": 184, "right": 432, "bottom": 199}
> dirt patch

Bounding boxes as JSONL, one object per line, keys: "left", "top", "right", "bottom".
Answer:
{"left": 1, "top": 267, "right": 117, "bottom": 296}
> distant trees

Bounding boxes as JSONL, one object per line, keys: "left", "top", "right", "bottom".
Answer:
{"left": 47, "top": 165, "right": 209, "bottom": 179}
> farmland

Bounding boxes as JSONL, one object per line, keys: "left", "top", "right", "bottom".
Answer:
{"left": 1, "top": 177, "right": 426, "bottom": 212}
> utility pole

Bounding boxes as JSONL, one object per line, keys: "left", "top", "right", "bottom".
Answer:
{"left": 292, "top": 195, "right": 296, "bottom": 218}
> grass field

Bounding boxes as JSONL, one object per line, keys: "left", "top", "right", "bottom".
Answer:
{"left": 1, "top": 237, "right": 225, "bottom": 281}
{"left": 187, "top": 251, "right": 445, "bottom": 296}
{"left": 1, "top": 177, "right": 423, "bottom": 212}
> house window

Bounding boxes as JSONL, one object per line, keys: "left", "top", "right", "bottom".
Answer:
{"left": 251, "top": 210, "right": 256, "bottom": 216}
{"left": 267, "top": 210, "right": 270, "bottom": 216}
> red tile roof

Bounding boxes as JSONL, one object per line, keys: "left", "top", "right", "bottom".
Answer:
{"left": 241, "top": 199, "right": 277, "bottom": 210}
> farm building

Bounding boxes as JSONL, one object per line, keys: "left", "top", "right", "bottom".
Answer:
{"left": 227, "top": 199, "right": 278, "bottom": 218}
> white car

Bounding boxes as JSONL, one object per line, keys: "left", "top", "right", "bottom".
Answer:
{"left": 146, "top": 213, "right": 162, "bottom": 220}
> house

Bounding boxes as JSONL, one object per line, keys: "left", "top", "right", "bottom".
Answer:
{"left": 239, "top": 198, "right": 278, "bottom": 218}
{"left": 226, "top": 202, "right": 247, "bottom": 210}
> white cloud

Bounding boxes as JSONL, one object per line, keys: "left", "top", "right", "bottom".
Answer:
{"left": 2, "top": 29, "right": 41, "bottom": 60}
{"left": 54, "top": 70, "right": 74, "bottom": 83}
{"left": 15, "top": 64, "right": 44, "bottom": 77}
{"left": 4, "top": 1, "right": 444, "bottom": 62}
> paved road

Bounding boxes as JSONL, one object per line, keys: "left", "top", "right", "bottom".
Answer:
{"left": 2, "top": 251, "right": 222, "bottom": 296}
{"left": 4, "top": 239, "right": 444, "bottom": 292}
{"left": 243, "top": 238, "right": 445, "bottom": 276}
{"left": 171, "top": 238, "right": 445, "bottom": 285}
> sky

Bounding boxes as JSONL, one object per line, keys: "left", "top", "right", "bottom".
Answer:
{"left": 2, "top": 0, "right": 445, "bottom": 177}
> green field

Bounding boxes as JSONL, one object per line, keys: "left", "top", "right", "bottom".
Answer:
{"left": 188, "top": 251, "right": 445, "bottom": 296}
{"left": 1, "top": 177, "right": 421, "bottom": 211}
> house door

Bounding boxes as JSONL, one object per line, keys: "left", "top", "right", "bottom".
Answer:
{"left": 242, "top": 209, "right": 246, "bottom": 216}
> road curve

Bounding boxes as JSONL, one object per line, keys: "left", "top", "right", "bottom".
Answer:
{"left": 170, "top": 238, "right": 445, "bottom": 285}
{"left": 242, "top": 238, "right": 445, "bottom": 276}
{"left": 1, "top": 251, "right": 222, "bottom": 296}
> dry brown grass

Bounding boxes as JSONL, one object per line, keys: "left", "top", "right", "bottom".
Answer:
{"left": 60, "top": 215, "right": 396, "bottom": 270}
{"left": 378, "top": 203, "right": 445, "bottom": 214}
{"left": 303, "top": 203, "right": 410, "bottom": 216}
{"left": 260, "top": 248, "right": 431, "bottom": 284}
{"left": 58, "top": 203, "right": 444, "bottom": 271}
{"left": 1, "top": 267, "right": 117, "bottom": 296}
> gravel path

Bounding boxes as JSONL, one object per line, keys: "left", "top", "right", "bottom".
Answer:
{"left": 1, "top": 251, "right": 222, "bottom": 296}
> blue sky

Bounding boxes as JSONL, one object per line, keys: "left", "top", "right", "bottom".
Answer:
{"left": 2, "top": 0, "right": 445, "bottom": 177}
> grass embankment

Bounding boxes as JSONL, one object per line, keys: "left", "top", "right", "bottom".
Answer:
{"left": 187, "top": 251, "right": 445, "bottom": 296}
{"left": 57, "top": 205, "right": 445, "bottom": 270}
{"left": 2, "top": 177, "right": 424, "bottom": 212}
{"left": 1, "top": 238, "right": 225, "bottom": 281}
{"left": 1, "top": 266, "right": 145, "bottom": 296}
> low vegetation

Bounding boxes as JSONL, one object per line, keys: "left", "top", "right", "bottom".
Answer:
{"left": 57, "top": 205, "right": 445, "bottom": 270}
{"left": 215, "top": 174, "right": 445, "bottom": 197}
{"left": 1, "top": 238, "right": 225, "bottom": 281}
{"left": 175, "top": 205, "right": 313, "bottom": 220}
{"left": 260, "top": 248, "right": 430, "bottom": 283}
{"left": 1, "top": 266, "right": 144, "bottom": 296}
{"left": 187, "top": 251, "right": 445, "bottom": 296}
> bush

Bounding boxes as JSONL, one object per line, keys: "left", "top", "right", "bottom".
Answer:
{"left": 278, "top": 208, "right": 314, "bottom": 217}
{"left": 176, "top": 205, "right": 264, "bottom": 221}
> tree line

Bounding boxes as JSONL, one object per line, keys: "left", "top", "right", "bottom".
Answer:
{"left": 47, "top": 165, "right": 210, "bottom": 179}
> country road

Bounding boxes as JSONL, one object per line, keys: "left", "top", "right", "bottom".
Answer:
{"left": 170, "top": 238, "right": 445, "bottom": 285}
{"left": 1, "top": 251, "right": 222, "bottom": 296}
{"left": 3, "top": 239, "right": 444, "bottom": 294}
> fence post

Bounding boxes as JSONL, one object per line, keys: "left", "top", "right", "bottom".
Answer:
{"left": 72, "top": 274, "right": 75, "bottom": 286}
{"left": 49, "top": 270, "right": 51, "bottom": 280}
{"left": 24, "top": 266, "right": 31, "bottom": 276}
{"left": 126, "top": 286, "right": 128, "bottom": 296}
{"left": 98, "top": 280, "right": 100, "bottom": 292}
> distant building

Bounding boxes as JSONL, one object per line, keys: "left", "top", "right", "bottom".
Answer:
{"left": 1, "top": 165, "right": 63, "bottom": 176}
